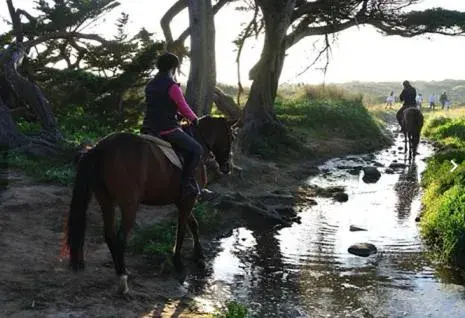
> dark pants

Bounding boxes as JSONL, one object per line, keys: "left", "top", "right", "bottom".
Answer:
{"left": 396, "top": 104, "right": 413, "bottom": 132}
{"left": 161, "top": 129, "right": 204, "bottom": 185}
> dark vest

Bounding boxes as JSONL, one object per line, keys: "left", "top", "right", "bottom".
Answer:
{"left": 399, "top": 86, "right": 417, "bottom": 106}
{"left": 141, "top": 73, "right": 179, "bottom": 134}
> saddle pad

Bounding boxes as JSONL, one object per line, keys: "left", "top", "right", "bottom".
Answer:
{"left": 140, "top": 134, "right": 182, "bottom": 169}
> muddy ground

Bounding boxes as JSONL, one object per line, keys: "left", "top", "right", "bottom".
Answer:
{"left": 0, "top": 135, "right": 390, "bottom": 318}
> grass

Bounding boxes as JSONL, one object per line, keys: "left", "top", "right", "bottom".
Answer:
{"left": 419, "top": 107, "right": 465, "bottom": 267}
{"left": 128, "top": 202, "right": 220, "bottom": 257}
{"left": 0, "top": 151, "right": 75, "bottom": 185}
{"left": 214, "top": 301, "right": 248, "bottom": 318}
{"left": 253, "top": 86, "right": 390, "bottom": 160}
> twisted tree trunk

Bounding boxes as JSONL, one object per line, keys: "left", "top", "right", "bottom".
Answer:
{"left": 238, "top": 1, "right": 295, "bottom": 155}
{"left": 0, "top": 45, "right": 62, "bottom": 155}
{"left": 184, "top": 0, "right": 216, "bottom": 115}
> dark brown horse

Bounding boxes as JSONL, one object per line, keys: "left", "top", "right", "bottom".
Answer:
{"left": 65, "top": 116, "right": 234, "bottom": 293}
{"left": 402, "top": 107, "right": 424, "bottom": 161}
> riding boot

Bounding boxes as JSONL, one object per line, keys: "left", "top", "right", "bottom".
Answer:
{"left": 181, "top": 154, "right": 201, "bottom": 198}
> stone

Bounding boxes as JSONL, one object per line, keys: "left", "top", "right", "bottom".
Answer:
{"left": 333, "top": 192, "right": 349, "bottom": 202}
{"left": 348, "top": 243, "right": 377, "bottom": 257}
{"left": 349, "top": 225, "right": 367, "bottom": 232}
{"left": 362, "top": 167, "right": 381, "bottom": 183}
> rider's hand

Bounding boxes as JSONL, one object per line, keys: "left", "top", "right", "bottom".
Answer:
{"left": 192, "top": 117, "right": 199, "bottom": 126}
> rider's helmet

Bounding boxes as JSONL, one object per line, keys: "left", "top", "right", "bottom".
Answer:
{"left": 156, "top": 52, "right": 180, "bottom": 72}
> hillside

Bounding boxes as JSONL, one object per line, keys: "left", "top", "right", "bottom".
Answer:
{"left": 336, "top": 80, "right": 465, "bottom": 105}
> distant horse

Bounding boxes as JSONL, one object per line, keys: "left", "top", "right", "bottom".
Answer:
{"left": 65, "top": 116, "right": 235, "bottom": 294}
{"left": 402, "top": 107, "right": 424, "bottom": 161}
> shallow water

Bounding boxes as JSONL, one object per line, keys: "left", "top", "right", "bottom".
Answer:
{"left": 187, "top": 128, "right": 465, "bottom": 317}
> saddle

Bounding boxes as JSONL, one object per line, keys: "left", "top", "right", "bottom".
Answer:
{"left": 139, "top": 134, "right": 183, "bottom": 169}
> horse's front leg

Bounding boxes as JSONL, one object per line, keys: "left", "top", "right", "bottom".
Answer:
{"left": 404, "top": 132, "right": 408, "bottom": 154}
{"left": 188, "top": 213, "right": 204, "bottom": 260}
{"left": 174, "top": 198, "right": 196, "bottom": 271}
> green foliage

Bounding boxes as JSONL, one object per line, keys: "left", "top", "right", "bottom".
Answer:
{"left": 423, "top": 116, "right": 465, "bottom": 148}
{"left": 214, "top": 301, "right": 248, "bottom": 318}
{"left": 0, "top": 152, "right": 74, "bottom": 185}
{"left": 420, "top": 114, "right": 465, "bottom": 267}
{"left": 129, "top": 220, "right": 176, "bottom": 256}
{"left": 247, "top": 85, "right": 388, "bottom": 160}
{"left": 129, "top": 203, "right": 218, "bottom": 257}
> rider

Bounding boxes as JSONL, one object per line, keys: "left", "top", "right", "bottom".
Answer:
{"left": 140, "top": 52, "right": 203, "bottom": 197}
{"left": 397, "top": 80, "right": 417, "bottom": 133}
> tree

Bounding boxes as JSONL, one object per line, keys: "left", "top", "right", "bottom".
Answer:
{"left": 0, "top": 0, "right": 165, "bottom": 155}
{"left": 238, "top": 0, "right": 465, "bottom": 155}
{"left": 160, "top": 0, "right": 233, "bottom": 116}
{"left": 0, "top": 0, "right": 118, "bottom": 154}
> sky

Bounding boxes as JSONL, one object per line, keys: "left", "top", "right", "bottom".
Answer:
{"left": 1, "top": 0, "right": 465, "bottom": 86}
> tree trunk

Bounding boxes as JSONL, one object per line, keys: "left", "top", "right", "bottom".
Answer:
{"left": 185, "top": 0, "right": 216, "bottom": 115}
{"left": 0, "top": 45, "right": 62, "bottom": 156}
{"left": 239, "top": 1, "right": 295, "bottom": 155}
{"left": 2, "top": 45, "right": 61, "bottom": 141}
{"left": 0, "top": 94, "right": 27, "bottom": 149}
{"left": 212, "top": 87, "right": 242, "bottom": 120}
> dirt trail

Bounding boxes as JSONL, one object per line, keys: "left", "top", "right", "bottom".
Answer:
{"left": 0, "top": 133, "right": 390, "bottom": 317}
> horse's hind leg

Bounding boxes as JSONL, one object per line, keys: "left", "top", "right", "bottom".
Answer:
{"left": 113, "top": 202, "right": 138, "bottom": 294}
{"left": 97, "top": 188, "right": 137, "bottom": 294}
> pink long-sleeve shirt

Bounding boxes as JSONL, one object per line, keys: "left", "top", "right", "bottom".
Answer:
{"left": 159, "top": 84, "right": 199, "bottom": 136}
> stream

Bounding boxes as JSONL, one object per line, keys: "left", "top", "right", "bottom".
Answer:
{"left": 186, "top": 127, "right": 465, "bottom": 317}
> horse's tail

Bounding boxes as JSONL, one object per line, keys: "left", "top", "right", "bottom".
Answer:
{"left": 66, "top": 148, "right": 99, "bottom": 271}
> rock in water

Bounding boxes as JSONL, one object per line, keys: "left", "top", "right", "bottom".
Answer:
{"left": 384, "top": 168, "right": 395, "bottom": 174}
{"left": 362, "top": 167, "right": 381, "bottom": 183}
{"left": 348, "top": 243, "right": 377, "bottom": 257}
{"left": 349, "top": 225, "right": 367, "bottom": 232}
{"left": 333, "top": 192, "right": 349, "bottom": 202}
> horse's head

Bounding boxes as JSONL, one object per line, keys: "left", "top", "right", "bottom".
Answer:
{"left": 195, "top": 115, "right": 236, "bottom": 174}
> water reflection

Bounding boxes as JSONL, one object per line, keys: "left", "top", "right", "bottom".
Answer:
{"left": 394, "top": 163, "right": 419, "bottom": 221}
{"left": 189, "top": 128, "right": 465, "bottom": 317}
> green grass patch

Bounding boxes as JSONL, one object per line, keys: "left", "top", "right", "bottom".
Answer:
{"left": 0, "top": 151, "right": 75, "bottom": 185}
{"left": 128, "top": 202, "right": 219, "bottom": 257}
{"left": 248, "top": 95, "right": 389, "bottom": 160}
{"left": 420, "top": 112, "right": 465, "bottom": 267}
{"left": 214, "top": 301, "right": 248, "bottom": 318}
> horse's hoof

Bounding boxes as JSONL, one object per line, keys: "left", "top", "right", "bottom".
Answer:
{"left": 69, "top": 261, "right": 85, "bottom": 272}
{"left": 117, "top": 274, "right": 130, "bottom": 295}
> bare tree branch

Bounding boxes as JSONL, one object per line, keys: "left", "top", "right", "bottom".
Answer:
{"left": 6, "top": 0, "right": 23, "bottom": 43}
{"left": 177, "top": 0, "right": 230, "bottom": 44}
{"left": 160, "top": 0, "right": 187, "bottom": 45}
{"left": 234, "top": 4, "right": 260, "bottom": 105}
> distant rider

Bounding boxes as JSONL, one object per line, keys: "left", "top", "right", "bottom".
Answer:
{"left": 397, "top": 80, "right": 417, "bottom": 133}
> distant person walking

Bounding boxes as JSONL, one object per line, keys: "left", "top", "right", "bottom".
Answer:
{"left": 385, "top": 91, "right": 395, "bottom": 109}
{"left": 445, "top": 99, "right": 451, "bottom": 110}
{"left": 439, "top": 91, "right": 448, "bottom": 110}
{"left": 428, "top": 94, "right": 436, "bottom": 110}
{"left": 397, "top": 80, "right": 417, "bottom": 133}
{"left": 416, "top": 93, "right": 423, "bottom": 110}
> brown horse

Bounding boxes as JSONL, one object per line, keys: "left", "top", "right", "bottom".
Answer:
{"left": 402, "top": 107, "right": 424, "bottom": 161}
{"left": 65, "top": 116, "right": 234, "bottom": 294}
